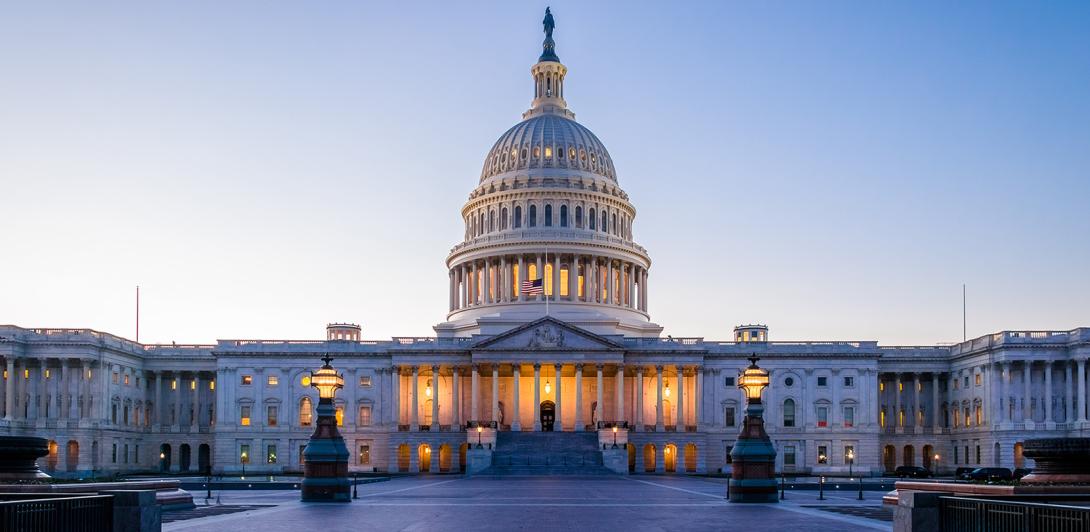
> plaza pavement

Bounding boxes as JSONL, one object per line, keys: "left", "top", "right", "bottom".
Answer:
{"left": 164, "top": 475, "right": 893, "bottom": 531}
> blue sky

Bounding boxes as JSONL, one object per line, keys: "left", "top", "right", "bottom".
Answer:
{"left": 1, "top": 1, "right": 1087, "bottom": 345}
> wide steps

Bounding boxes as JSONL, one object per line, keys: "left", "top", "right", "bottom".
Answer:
{"left": 483, "top": 431, "right": 614, "bottom": 476}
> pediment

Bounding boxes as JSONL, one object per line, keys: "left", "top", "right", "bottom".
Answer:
{"left": 471, "top": 317, "right": 624, "bottom": 351}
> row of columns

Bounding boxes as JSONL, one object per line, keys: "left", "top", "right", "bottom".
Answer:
{"left": 395, "top": 364, "right": 698, "bottom": 432}
{"left": 448, "top": 254, "right": 648, "bottom": 312}
{"left": 2, "top": 357, "right": 99, "bottom": 423}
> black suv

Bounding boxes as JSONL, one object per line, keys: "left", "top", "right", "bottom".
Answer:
{"left": 894, "top": 466, "right": 932, "bottom": 479}
{"left": 964, "top": 467, "right": 1013, "bottom": 482}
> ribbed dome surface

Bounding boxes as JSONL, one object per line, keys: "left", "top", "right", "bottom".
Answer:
{"left": 480, "top": 114, "right": 616, "bottom": 183}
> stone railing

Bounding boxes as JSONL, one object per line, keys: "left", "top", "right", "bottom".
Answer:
{"left": 449, "top": 229, "right": 649, "bottom": 256}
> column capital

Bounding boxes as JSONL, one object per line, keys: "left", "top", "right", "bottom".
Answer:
{"left": 431, "top": 364, "right": 439, "bottom": 372}
{"left": 554, "top": 362, "right": 562, "bottom": 370}
{"left": 574, "top": 363, "right": 584, "bottom": 371}
{"left": 533, "top": 363, "right": 541, "bottom": 370}
{"left": 595, "top": 363, "right": 604, "bottom": 372}
{"left": 452, "top": 366, "right": 461, "bottom": 376}
{"left": 655, "top": 365, "right": 664, "bottom": 372}
{"left": 410, "top": 365, "right": 419, "bottom": 372}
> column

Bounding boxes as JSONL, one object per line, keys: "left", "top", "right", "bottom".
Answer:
{"left": 554, "top": 363, "right": 563, "bottom": 431}
{"left": 568, "top": 255, "right": 578, "bottom": 301}
{"left": 894, "top": 373, "right": 902, "bottom": 428}
{"left": 410, "top": 366, "right": 419, "bottom": 430}
{"left": 655, "top": 365, "right": 664, "bottom": 431}
{"left": 694, "top": 368, "right": 703, "bottom": 428}
{"left": 4, "top": 357, "right": 15, "bottom": 420}
{"left": 451, "top": 367, "right": 461, "bottom": 427}
{"left": 483, "top": 258, "right": 491, "bottom": 304}
{"left": 574, "top": 364, "right": 584, "bottom": 431}
{"left": 1002, "top": 363, "right": 1012, "bottom": 422}
{"left": 677, "top": 366, "right": 686, "bottom": 430}
{"left": 931, "top": 373, "right": 940, "bottom": 430}
{"left": 1023, "top": 362, "right": 1032, "bottom": 423}
{"left": 491, "top": 365, "right": 499, "bottom": 425}
{"left": 193, "top": 375, "right": 202, "bottom": 429}
{"left": 512, "top": 364, "right": 522, "bottom": 431}
{"left": 500, "top": 257, "right": 508, "bottom": 302}
{"left": 534, "top": 254, "right": 543, "bottom": 301}
{"left": 595, "top": 364, "right": 604, "bottom": 427}
{"left": 471, "top": 365, "right": 479, "bottom": 423}
{"left": 912, "top": 373, "right": 921, "bottom": 428}
{"left": 553, "top": 253, "right": 561, "bottom": 302}
{"left": 391, "top": 366, "right": 401, "bottom": 426}
{"left": 635, "top": 366, "right": 644, "bottom": 431}
{"left": 518, "top": 256, "right": 526, "bottom": 302}
{"left": 172, "top": 373, "right": 181, "bottom": 427}
{"left": 641, "top": 269, "right": 648, "bottom": 310}
{"left": 65, "top": 362, "right": 77, "bottom": 421}
{"left": 78, "top": 360, "right": 90, "bottom": 421}
{"left": 448, "top": 270, "right": 455, "bottom": 311}
{"left": 615, "top": 366, "right": 625, "bottom": 423}
{"left": 628, "top": 263, "right": 635, "bottom": 308}
{"left": 460, "top": 264, "right": 468, "bottom": 308}
{"left": 1045, "top": 361, "right": 1053, "bottom": 423}
{"left": 1065, "top": 362, "right": 1074, "bottom": 423}
{"left": 605, "top": 260, "right": 613, "bottom": 305}
{"left": 431, "top": 365, "right": 440, "bottom": 430}
{"left": 532, "top": 364, "right": 541, "bottom": 431}
{"left": 1077, "top": 359, "right": 1086, "bottom": 423}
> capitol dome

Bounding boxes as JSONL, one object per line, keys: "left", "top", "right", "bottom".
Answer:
{"left": 480, "top": 114, "right": 617, "bottom": 183}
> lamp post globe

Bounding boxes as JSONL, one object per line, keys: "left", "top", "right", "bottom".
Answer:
{"left": 301, "top": 354, "right": 351, "bottom": 502}
{"left": 728, "top": 356, "right": 778, "bottom": 503}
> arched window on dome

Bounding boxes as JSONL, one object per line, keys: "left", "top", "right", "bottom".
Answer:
{"left": 589, "top": 208, "right": 596, "bottom": 231}
{"left": 488, "top": 210, "right": 495, "bottom": 233}
{"left": 528, "top": 205, "right": 537, "bottom": 228}
{"left": 621, "top": 218, "right": 626, "bottom": 239}
{"left": 575, "top": 206, "right": 583, "bottom": 228}
{"left": 544, "top": 205, "right": 552, "bottom": 227}
{"left": 601, "top": 211, "right": 608, "bottom": 233}
{"left": 479, "top": 213, "right": 485, "bottom": 236}
{"left": 560, "top": 205, "right": 568, "bottom": 227}
{"left": 471, "top": 217, "right": 477, "bottom": 237}
{"left": 514, "top": 206, "right": 522, "bottom": 229}
{"left": 501, "top": 208, "right": 508, "bottom": 230}
{"left": 612, "top": 213, "right": 618, "bottom": 235}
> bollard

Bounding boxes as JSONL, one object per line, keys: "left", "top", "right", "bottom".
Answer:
{"left": 780, "top": 472, "right": 785, "bottom": 500}
{"left": 857, "top": 475, "right": 864, "bottom": 500}
{"left": 818, "top": 476, "right": 825, "bottom": 501}
{"left": 353, "top": 472, "right": 359, "bottom": 499}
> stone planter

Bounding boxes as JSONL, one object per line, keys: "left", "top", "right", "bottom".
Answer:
{"left": 0, "top": 436, "right": 51, "bottom": 481}
{"left": 1021, "top": 437, "right": 1090, "bottom": 484}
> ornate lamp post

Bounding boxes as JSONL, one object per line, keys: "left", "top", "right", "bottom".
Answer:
{"left": 301, "top": 354, "right": 351, "bottom": 502}
{"left": 847, "top": 448, "right": 855, "bottom": 478}
{"left": 729, "top": 356, "right": 778, "bottom": 503}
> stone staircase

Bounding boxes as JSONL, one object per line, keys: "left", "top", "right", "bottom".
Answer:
{"left": 482, "top": 432, "right": 614, "bottom": 475}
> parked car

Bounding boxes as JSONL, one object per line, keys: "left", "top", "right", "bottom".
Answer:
{"left": 955, "top": 467, "right": 976, "bottom": 480}
{"left": 1013, "top": 468, "right": 1033, "bottom": 480}
{"left": 894, "top": 466, "right": 933, "bottom": 479}
{"left": 964, "top": 467, "right": 1013, "bottom": 482}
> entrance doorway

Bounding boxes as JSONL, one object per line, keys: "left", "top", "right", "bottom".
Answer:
{"left": 540, "top": 400, "right": 556, "bottom": 431}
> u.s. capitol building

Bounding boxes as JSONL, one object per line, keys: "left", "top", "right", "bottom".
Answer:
{"left": 2, "top": 12, "right": 1087, "bottom": 478}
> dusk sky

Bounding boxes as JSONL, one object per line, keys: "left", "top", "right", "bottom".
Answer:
{"left": 1, "top": 1, "right": 1087, "bottom": 345}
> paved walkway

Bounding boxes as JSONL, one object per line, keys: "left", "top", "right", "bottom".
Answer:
{"left": 164, "top": 475, "right": 893, "bottom": 531}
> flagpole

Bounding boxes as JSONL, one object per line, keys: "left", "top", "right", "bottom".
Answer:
{"left": 545, "top": 244, "right": 549, "bottom": 317}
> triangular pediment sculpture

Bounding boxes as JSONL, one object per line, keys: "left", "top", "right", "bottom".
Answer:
{"left": 471, "top": 317, "right": 624, "bottom": 350}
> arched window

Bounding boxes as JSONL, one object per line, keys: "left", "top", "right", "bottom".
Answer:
{"left": 514, "top": 206, "right": 522, "bottom": 229}
{"left": 601, "top": 211, "right": 608, "bottom": 232}
{"left": 488, "top": 210, "right": 494, "bottom": 232}
{"left": 529, "top": 205, "right": 537, "bottom": 227}
{"left": 299, "top": 397, "right": 313, "bottom": 427}
{"left": 782, "top": 398, "right": 796, "bottom": 427}
{"left": 544, "top": 204, "right": 552, "bottom": 227}
{"left": 479, "top": 213, "right": 485, "bottom": 235}
{"left": 560, "top": 205, "right": 568, "bottom": 227}
{"left": 588, "top": 208, "right": 596, "bottom": 230}
{"left": 575, "top": 206, "right": 583, "bottom": 228}
{"left": 501, "top": 207, "right": 508, "bottom": 230}
{"left": 612, "top": 213, "right": 618, "bottom": 234}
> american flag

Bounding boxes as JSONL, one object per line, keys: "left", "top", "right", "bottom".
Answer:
{"left": 521, "top": 278, "right": 544, "bottom": 295}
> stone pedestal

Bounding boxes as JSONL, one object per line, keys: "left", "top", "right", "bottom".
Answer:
{"left": 102, "top": 490, "right": 161, "bottom": 532}
{"left": 301, "top": 398, "right": 350, "bottom": 502}
{"left": 602, "top": 448, "right": 628, "bottom": 474}
{"left": 466, "top": 448, "right": 492, "bottom": 475}
{"left": 1021, "top": 437, "right": 1090, "bottom": 484}
{"left": 0, "top": 436, "right": 51, "bottom": 481}
{"left": 728, "top": 402, "right": 778, "bottom": 503}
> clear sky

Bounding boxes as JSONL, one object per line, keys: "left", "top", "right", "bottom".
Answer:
{"left": 1, "top": 1, "right": 1087, "bottom": 345}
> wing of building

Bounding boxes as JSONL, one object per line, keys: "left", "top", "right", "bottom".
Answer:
{"left": 2, "top": 11, "right": 1087, "bottom": 478}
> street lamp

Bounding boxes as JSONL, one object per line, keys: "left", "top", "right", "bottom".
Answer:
{"left": 240, "top": 450, "right": 247, "bottom": 478}
{"left": 728, "top": 356, "right": 777, "bottom": 503}
{"left": 933, "top": 453, "right": 940, "bottom": 476}
{"left": 301, "top": 354, "right": 351, "bottom": 502}
{"left": 544, "top": 379, "right": 551, "bottom": 395}
{"left": 476, "top": 426, "right": 483, "bottom": 449}
{"left": 847, "top": 448, "right": 855, "bottom": 478}
{"left": 612, "top": 426, "right": 618, "bottom": 449}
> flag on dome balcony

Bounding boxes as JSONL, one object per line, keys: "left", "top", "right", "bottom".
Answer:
{"left": 521, "top": 278, "right": 544, "bottom": 295}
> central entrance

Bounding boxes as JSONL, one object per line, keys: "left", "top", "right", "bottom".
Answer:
{"left": 540, "top": 400, "right": 556, "bottom": 431}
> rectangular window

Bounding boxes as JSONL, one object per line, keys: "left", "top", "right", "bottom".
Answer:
{"left": 112, "top": 443, "right": 117, "bottom": 463}
{"left": 190, "top": 380, "right": 196, "bottom": 390}
{"left": 210, "top": 380, "right": 216, "bottom": 391}
{"left": 725, "top": 445, "right": 733, "bottom": 464}
{"left": 879, "top": 381, "right": 885, "bottom": 392}
{"left": 241, "top": 375, "right": 253, "bottom": 385}
{"left": 844, "top": 407, "right": 855, "bottom": 428}
{"left": 267, "top": 405, "right": 278, "bottom": 427}
{"left": 817, "top": 376, "right": 827, "bottom": 387}
{"left": 360, "top": 376, "right": 372, "bottom": 387}
{"left": 112, "top": 372, "right": 120, "bottom": 384}
{"left": 953, "top": 445, "right": 959, "bottom": 464}
{"left": 817, "top": 406, "right": 828, "bottom": 428}
{"left": 171, "top": 380, "right": 177, "bottom": 390}
{"left": 123, "top": 374, "right": 130, "bottom": 385}
{"left": 359, "top": 406, "right": 372, "bottom": 426}
{"left": 975, "top": 373, "right": 981, "bottom": 386}
{"left": 240, "top": 405, "right": 251, "bottom": 426}
{"left": 240, "top": 444, "right": 250, "bottom": 464}
{"left": 724, "top": 377, "right": 735, "bottom": 387}
{"left": 964, "top": 446, "right": 969, "bottom": 465}
{"left": 844, "top": 376, "right": 854, "bottom": 387}
{"left": 724, "top": 406, "right": 736, "bottom": 427}
{"left": 964, "top": 376, "right": 969, "bottom": 388}
{"left": 817, "top": 445, "right": 828, "bottom": 464}
{"left": 976, "top": 445, "right": 981, "bottom": 464}
{"left": 267, "top": 445, "right": 277, "bottom": 464}
{"left": 784, "top": 445, "right": 796, "bottom": 466}
{"left": 844, "top": 445, "right": 855, "bottom": 465}
{"left": 124, "top": 444, "right": 129, "bottom": 464}
{"left": 267, "top": 375, "right": 279, "bottom": 386}
{"left": 336, "top": 406, "right": 344, "bottom": 427}
{"left": 359, "top": 444, "right": 371, "bottom": 465}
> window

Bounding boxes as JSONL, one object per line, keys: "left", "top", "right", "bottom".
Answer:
{"left": 210, "top": 380, "right": 216, "bottom": 390}
{"left": 112, "top": 404, "right": 118, "bottom": 424}
{"left": 964, "top": 446, "right": 969, "bottom": 465}
{"left": 171, "top": 379, "right": 177, "bottom": 390}
{"left": 528, "top": 205, "right": 537, "bottom": 227}
{"left": 843, "top": 376, "right": 854, "bottom": 387}
{"left": 964, "top": 376, "right": 969, "bottom": 388}
{"left": 336, "top": 406, "right": 344, "bottom": 427}
{"left": 880, "top": 381, "right": 885, "bottom": 392}
{"left": 301, "top": 375, "right": 311, "bottom": 387}
{"left": 300, "top": 397, "right": 313, "bottom": 426}
{"left": 724, "top": 376, "right": 735, "bottom": 387}
{"left": 784, "top": 445, "right": 796, "bottom": 466}
{"left": 240, "top": 444, "right": 251, "bottom": 464}
{"left": 240, "top": 405, "right": 251, "bottom": 426}
{"left": 359, "top": 405, "right": 372, "bottom": 426}
{"left": 784, "top": 377, "right": 794, "bottom": 387}
{"left": 124, "top": 374, "right": 130, "bottom": 386}
{"left": 241, "top": 375, "right": 253, "bottom": 386}
{"left": 501, "top": 207, "right": 508, "bottom": 230}
{"left": 189, "top": 380, "right": 196, "bottom": 390}
{"left": 975, "top": 374, "right": 982, "bottom": 386}
{"left": 112, "top": 372, "right": 120, "bottom": 384}
{"left": 359, "top": 376, "right": 372, "bottom": 387}
{"left": 267, "top": 405, "right": 278, "bottom": 427}
{"left": 953, "top": 445, "right": 959, "bottom": 464}
{"left": 544, "top": 204, "right": 552, "bottom": 226}
{"left": 600, "top": 211, "right": 607, "bottom": 232}
{"left": 782, "top": 399, "right": 796, "bottom": 427}
{"left": 267, "top": 375, "right": 278, "bottom": 386}
{"left": 575, "top": 206, "right": 583, "bottom": 228}
{"left": 359, "top": 444, "right": 371, "bottom": 465}
{"left": 817, "top": 406, "right": 828, "bottom": 427}
{"left": 267, "top": 445, "right": 277, "bottom": 464}
{"left": 844, "top": 406, "right": 855, "bottom": 428}
{"left": 817, "top": 445, "right": 828, "bottom": 464}
{"left": 725, "top": 406, "right": 736, "bottom": 427}
{"left": 560, "top": 205, "right": 568, "bottom": 227}
{"left": 589, "top": 208, "right": 596, "bottom": 230}
{"left": 513, "top": 206, "right": 522, "bottom": 229}
{"left": 817, "top": 376, "right": 827, "bottom": 387}
{"left": 725, "top": 445, "right": 734, "bottom": 464}
{"left": 112, "top": 443, "right": 117, "bottom": 463}
{"left": 975, "top": 445, "right": 981, "bottom": 464}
